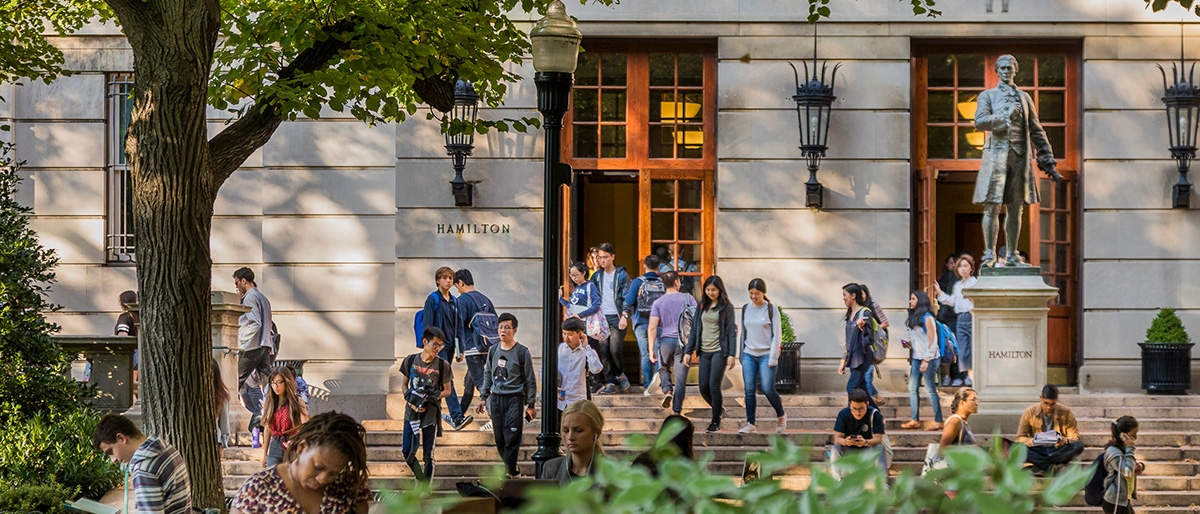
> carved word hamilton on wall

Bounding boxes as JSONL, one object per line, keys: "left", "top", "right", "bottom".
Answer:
{"left": 437, "top": 223, "right": 512, "bottom": 235}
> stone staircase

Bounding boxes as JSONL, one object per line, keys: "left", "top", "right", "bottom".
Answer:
{"left": 221, "top": 391, "right": 1200, "bottom": 511}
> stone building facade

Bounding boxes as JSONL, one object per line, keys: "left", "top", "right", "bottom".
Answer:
{"left": 8, "top": 0, "right": 1200, "bottom": 416}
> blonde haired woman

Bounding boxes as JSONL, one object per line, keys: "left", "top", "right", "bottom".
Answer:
{"left": 540, "top": 399, "right": 605, "bottom": 485}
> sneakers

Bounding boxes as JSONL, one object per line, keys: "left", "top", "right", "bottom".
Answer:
{"left": 617, "top": 374, "right": 631, "bottom": 392}
{"left": 940, "top": 376, "right": 951, "bottom": 387}
{"left": 442, "top": 414, "right": 455, "bottom": 426}
{"left": 643, "top": 386, "right": 655, "bottom": 397}
{"left": 451, "top": 415, "right": 475, "bottom": 431}
{"left": 661, "top": 393, "right": 673, "bottom": 409}
{"left": 599, "top": 384, "right": 617, "bottom": 395}
{"left": 739, "top": 423, "right": 758, "bottom": 434}
{"left": 251, "top": 427, "right": 261, "bottom": 449}
{"left": 591, "top": 382, "right": 606, "bottom": 396}
{"left": 776, "top": 414, "right": 788, "bottom": 434}
{"left": 479, "top": 420, "right": 493, "bottom": 432}
{"left": 963, "top": 377, "right": 973, "bottom": 387}
{"left": 647, "top": 373, "right": 660, "bottom": 391}
{"left": 705, "top": 422, "right": 721, "bottom": 433}
{"left": 950, "top": 378, "right": 964, "bottom": 387}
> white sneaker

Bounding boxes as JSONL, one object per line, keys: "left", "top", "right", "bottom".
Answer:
{"left": 739, "top": 423, "right": 757, "bottom": 434}
{"left": 776, "top": 414, "right": 788, "bottom": 434}
{"left": 479, "top": 420, "right": 493, "bottom": 432}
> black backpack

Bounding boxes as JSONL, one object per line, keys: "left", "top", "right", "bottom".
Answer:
{"left": 636, "top": 277, "right": 666, "bottom": 316}
{"left": 465, "top": 291, "right": 501, "bottom": 352}
{"left": 1083, "top": 452, "right": 1107, "bottom": 506}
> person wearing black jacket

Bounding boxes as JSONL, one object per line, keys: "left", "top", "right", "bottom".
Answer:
{"left": 684, "top": 276, "right": 737, "bottom": 433}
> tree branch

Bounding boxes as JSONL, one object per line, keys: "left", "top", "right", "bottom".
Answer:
{"left": 207, "top": 17, "right": 360, "bottom": 193}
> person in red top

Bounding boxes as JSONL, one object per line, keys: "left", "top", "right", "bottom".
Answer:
{"left": 261, "top": 367, "right": 309, "bottom": 468}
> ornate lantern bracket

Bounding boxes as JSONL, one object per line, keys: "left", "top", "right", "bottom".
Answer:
{"left": 1159, "top": 27, "right": 1200, "bottom": 209}
{"left": 446, "top": 79, "right": 480, "bottom": 207}
{"left": 789, "top": 29, "right": 841, "bottom": 210}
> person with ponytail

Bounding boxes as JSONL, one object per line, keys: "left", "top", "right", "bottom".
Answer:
{"left": 540, "top": 399, "right": 606, "bottom": 485}
{"left": 1102, "top": 416, "right": 1144, "bottom": 514}
{"left": 231, "top": 411, "right": 371, "bottom": 514}
{"left": 857, "top": 284, "right": 889, "bottom": 406}
{"left": 837, "top": 283, "right": 877, "bottom": 409}
{"left": 737, "top": 278, "right": 786, "bottom": 434}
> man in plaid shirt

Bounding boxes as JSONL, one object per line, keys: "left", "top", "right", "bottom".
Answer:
{"left": 93, "top": 414, "right": 192, "bottom": 513}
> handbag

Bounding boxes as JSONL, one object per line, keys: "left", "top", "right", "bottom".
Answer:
{"left": 574, "top": 283, "right": 611, "bottom": 340}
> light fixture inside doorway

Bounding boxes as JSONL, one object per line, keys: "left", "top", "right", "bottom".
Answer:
{"left": 1158, "top": 22, "right": 1199, "bottom": 209}
{"left": 789, "top": 25, "right": 841, "bottom": 209}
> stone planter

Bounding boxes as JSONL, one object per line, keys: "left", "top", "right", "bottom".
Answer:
{"left": 1139, "top": 342, "right": 1194, "bottom": 394}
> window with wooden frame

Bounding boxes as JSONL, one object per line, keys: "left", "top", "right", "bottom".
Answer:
{"left": 566, "top": 41, "right": 717, "bottom": 291}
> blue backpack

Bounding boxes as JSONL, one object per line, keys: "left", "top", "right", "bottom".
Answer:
{"left": 413, "top": 292, "right": 439, "bottom": 348}
{"left": 464, "top": 291, "right": 501, "bottom": 352}
{"left": 923, "top": 313, "right": 958, "bottom": 363}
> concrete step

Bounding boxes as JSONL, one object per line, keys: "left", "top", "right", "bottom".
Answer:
{"left": 581, "top": 392, "right": 1200, "bottom": 409}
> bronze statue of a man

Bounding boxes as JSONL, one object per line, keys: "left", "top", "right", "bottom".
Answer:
{"left": 973, "top": 54, "right": 1063, "bottom": 268}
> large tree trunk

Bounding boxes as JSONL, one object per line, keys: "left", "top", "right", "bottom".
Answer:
{"left": 106, "top": 0, "right": 225, "bottom": 508}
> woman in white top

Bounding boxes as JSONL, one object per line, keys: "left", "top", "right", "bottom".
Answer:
{"left": 934, "top": 254, "right": 977, "bottom": 387}
{"left": 901, "top": 291, "right": 943, "bottom": 431}
{"left": 737, "top": 278, "right": 786, "bottom": 434}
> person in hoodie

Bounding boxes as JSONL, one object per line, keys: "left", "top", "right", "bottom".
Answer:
{"left": 589, "top": 242, "right": 632, "bottom": 394}
{"left": 623, "top": 254, "right": 663, "bottom": 394}
{"left": 421, "top": 266, "right": 469, "bottom": 431}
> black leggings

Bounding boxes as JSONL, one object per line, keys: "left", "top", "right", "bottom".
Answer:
{"left": 697, "top": 351, "right": 726, "bottom": 423}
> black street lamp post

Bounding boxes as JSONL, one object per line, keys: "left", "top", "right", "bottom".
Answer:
{"left": 789, "top": 31, "right": 840, "bottom": 210}
{"left": 529, "top": 0, "right": 581, "bottom": 476}
{"left": 446, "top": 79, "right": 480, "bottom": 207}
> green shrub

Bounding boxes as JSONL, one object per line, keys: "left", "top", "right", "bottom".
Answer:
{"left": 1146, "top": 307, "right": 1191, "bottom": 344}
{"left": 779, "top": 310, "right": 797, "bottom": 343}
{"left": 0, "top": 141, "right": 89, "bottom": 422}
{"left": 0, "top": 484, "right": 72, "bottom": 514}
{"left": 382, "top": 428, "right": 1092, "bottom": 514}
{"left": 0, "top": 408, "right": 121, "bottom": 499}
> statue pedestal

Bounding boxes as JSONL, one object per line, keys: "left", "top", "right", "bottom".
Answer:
{"left": 963, "top": 267, "right": 1058, "bottom": 430}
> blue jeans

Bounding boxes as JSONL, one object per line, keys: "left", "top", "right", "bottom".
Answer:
{"left": 863, "top": 364, "right": 880, "bottom": 397}
{"left": 635, "top": 323, "right": 659, "bottom": 389}
{"left": 908, "top": 357, "right": 943, "bottom": 422}
{"left": 956, "top": 312, "right": 973, "bottom": 372}
{"left": 741, "top": 353, "right": 785, "bottom": 425}
{"left": 437, "top": 345, "right": 464, "bottom": 421}
{"left": 845, "top": 362, "right": 878, "bottom": 409}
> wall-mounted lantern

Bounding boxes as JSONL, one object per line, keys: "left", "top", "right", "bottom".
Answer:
{"left": 1160, "top": 56, "right": 1200, "bottom": 209}
{"left": 446, "top": 79, "right": 480, "bottom": 207}
{"left": 789, "top": 31, "right": 840, "bottom": 210}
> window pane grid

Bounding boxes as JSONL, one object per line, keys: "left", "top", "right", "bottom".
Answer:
{"left": 572, "top": 53, "right": 628, "bottom": 158}
{"left": 648, "top": 53, "right": 704, "bottom": 159}
{"left": 106, "top": 73, "right": 136, "bottom": 263}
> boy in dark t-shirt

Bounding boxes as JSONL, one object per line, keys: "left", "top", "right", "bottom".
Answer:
{"left": 832, "top": 388, "right": 888, "bottom": 476}
{"left": 399, "top": 327, "right": 453, "bottom": 482}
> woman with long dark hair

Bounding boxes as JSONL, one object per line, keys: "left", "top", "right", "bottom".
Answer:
{"left": 901, "top": 291, "right": 943, "bottom": 431}
{"left": 1102, "top": 416, "right": 1144, "bottom": 514}
{"left": 684, "top": 276, "right": 737, "bottom": 433}
{"left": 857, "top": 284, "right": 889, "bottom": 406}
{"left": 737, "top": 278, "right": 786, "bottom": 434}
{"left": 934, "top": 254, "right": 977, "bottom": 386}
{"left": 214, "top": 358, "right": 232, "bottom": 450}
{"left": 261, "top": 367, "right": 309, "bottom": 468}
{"left": 837, "top": 283, "right": 876, "bottom": 408}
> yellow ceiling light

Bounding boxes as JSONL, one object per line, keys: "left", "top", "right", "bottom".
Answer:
{"left": 674, "top": 128, "right": 704, "bottom": 149}
{"left": 965, "top": 130, "right": 985, "bottom": 149}
{"left": 957, "top": 94, "right": 979, "bottom": 121}
{"left": 660, "top": 101, "right": 702, "bottom": 123}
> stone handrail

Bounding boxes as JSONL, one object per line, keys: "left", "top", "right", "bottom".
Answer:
{"left": 55, "top": 335, "right": 137, "bottom": 412}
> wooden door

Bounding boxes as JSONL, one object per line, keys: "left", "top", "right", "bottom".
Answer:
{"left": 914, "top": 166, "right": 937, "bottom": 293}
{"left": 1031, "top": 170, "right": 1078, "bottom": 367}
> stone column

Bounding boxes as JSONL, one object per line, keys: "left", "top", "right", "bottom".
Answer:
{"left": 963, "top": 267, "right": 1058, "bottom": 430}
{"left": 211, "top": 291, "right": 252, "bottom": 436}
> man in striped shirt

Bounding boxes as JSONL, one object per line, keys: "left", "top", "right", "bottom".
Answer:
{"left": 92, "top": 414, "right": 192, "bottom": 513}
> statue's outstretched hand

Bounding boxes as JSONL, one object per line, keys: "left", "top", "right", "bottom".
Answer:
{"left": 1037, "top": 156, "right": 1063, "bottom": 183}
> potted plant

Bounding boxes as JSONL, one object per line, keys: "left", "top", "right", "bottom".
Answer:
{"left": 1140, "top": 307, "right": 1194, "bottom": 394}
{"left": 776, "top": 311, "right": 804, "bottom": 393}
